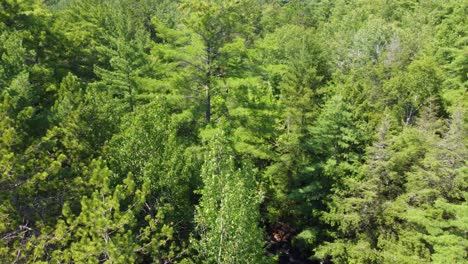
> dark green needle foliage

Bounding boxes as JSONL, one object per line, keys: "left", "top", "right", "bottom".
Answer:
{"left": 0, "top": 0, "right": 466, "bottom": 263}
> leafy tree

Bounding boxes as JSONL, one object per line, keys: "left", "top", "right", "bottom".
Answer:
{"left": 383, "top": 56, "right": 444, "bottom": 125}
{"left": 194, "top": 129, "right": 269, "bottom": 263}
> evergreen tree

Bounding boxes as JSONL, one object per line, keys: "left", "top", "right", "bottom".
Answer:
{"left": 177, "top": 0, "right": 261, "bottom": 122}
{"left": 104, "top": 101, "right": 200, "bottom": 262}
{"left": 0, "top": 0, "right": 466, "bottom": 262}
{"left": 51, "top": 159, "right": 147, "bottom": 263}
{"left": 260, "top": 23, "right": 330, "bottom": 226}
{"left": 318, "top": 105, "right": 467, "bottom": 263}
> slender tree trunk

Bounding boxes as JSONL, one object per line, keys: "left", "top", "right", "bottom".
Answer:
{"left": 205, "top": 85, "right": 211, "bottom": 122}
{"left": 205, "top": 45, "right": 212, "bottom": 122}
{"left": 218, "top": 218, "right": 224, "bottom": 263}
{"left": 127, "top": 71, "right": 133, "bottom": 112}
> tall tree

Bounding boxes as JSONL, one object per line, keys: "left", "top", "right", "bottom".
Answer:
{"left": 104, "top": 101, "right": 200, "bottom": 262}
{"left": 194, "top": 129, "right": 269, "bottom": 263}
{"left": 317, "top": 105, "right": 467, "bottom": 263}
{"left": 177, "top": 0, "right": 261, "bottom": 122}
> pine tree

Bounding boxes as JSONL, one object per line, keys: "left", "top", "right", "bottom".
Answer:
{"left": 104, "top": 101, "right": 200, "bottom": 262}
{"left": 50, "top": 159, "right": 147, "bottom": 263}
{"left": 176, "top": 0, "right": 261, "bottom": 122}
{"left": 260, "top": 23, "right": 330, "bottom": 225}
{"left": 399, "top": 107, "right": 467, "bottom": 263}
{"left": 317, "top": 104, "right": 467, "bottom": 263}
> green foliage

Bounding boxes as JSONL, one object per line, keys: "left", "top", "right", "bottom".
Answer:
{"left": 318, "top": 107, "right": 467, "bottom": 263}
{"left": 1, "top": 0, "right": 466, "bottom": 263}
{"left": 51, "top": 159, "right": 146, "bottom": 263}
{"left": 194, "top": 129, "right": 270, "bottom": 263}
{"left": 103, "top": 102, "right": 200, "bottom": 262}
{"left": 259, "top": 23, "right": 331, "bottom": 225}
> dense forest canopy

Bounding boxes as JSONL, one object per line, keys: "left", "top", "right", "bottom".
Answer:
{"left": 0, "top": 0, "right": 466, "bottom": 263}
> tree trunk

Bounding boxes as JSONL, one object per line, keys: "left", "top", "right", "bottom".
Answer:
{"left": 205, "top": 85, "right": 211, "bottom": 122}
{"left": 205, "top": 45, "right": 212, "bottom": 122}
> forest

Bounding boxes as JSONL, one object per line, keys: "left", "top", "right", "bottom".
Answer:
{"left": 0, "top": 0, "right": 466, "bottom": 263}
